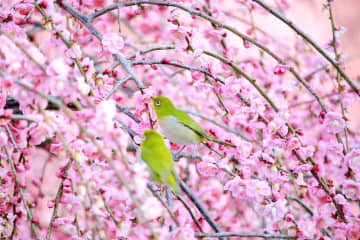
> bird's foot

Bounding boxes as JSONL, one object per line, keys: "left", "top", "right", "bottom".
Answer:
{"left": 190, "top": 144, "right": 197, "bottom": 159}
{"left": 173, "top": 145, "right": 186, "bottom": 160}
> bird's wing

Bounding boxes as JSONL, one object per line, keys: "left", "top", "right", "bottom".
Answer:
{"left": 140, "top": 143, "right": 173, "bottom": 178}
{"left": 173, "top": 109, "right": 209, "bottom": 141}
{"left": 173, "top": 109, "right": 236, "bottom": 147}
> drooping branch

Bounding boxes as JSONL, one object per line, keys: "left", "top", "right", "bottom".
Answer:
{"left": 2, "top": 130, "right": 40, "bottom": 240}
{"left": 178, "top": 179, "right": 225, "bottom": 240}
{"left": 46, "top": 158, "right": 73, "bottom": 240}
{"left": 57, "top": 0, "right": 146, "bottom": 89}
{"left": 251, "top": 0, "right": 359, "bottom": 95}
{"left": 47, "top": 118, "right": 106, "bottom": 239}
{"left": 176, "top": 194, "right": 204, "bottom": 232}
{"left": 327, "top": 0, "right": 350, "bottom": 153}
{"left": 131, "top": 59, "right": 225, "bottom": 84}
{"left": 182, "top": 109, "right": 251, "bottom": 142}
{"left": 202, "top": 50, "right": 279, "bottom": 112}
{"left": 0, "top": 30, "right": 46, "bottom": 73}
{"left": 33, "top": 2, "right": 89, "bottom": 83}
{"left": 286, "top": 195, "right": 314, "bottom": 216}
{"left": 165, "top": 186, "right": 175, "bottom": 232}
{"left": 87, "top": 0, "right": 328, "bottom": 111}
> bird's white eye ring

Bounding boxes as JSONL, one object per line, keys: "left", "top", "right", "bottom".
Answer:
{"left": 155, "top": 100, "right": 160, "bottom": 106}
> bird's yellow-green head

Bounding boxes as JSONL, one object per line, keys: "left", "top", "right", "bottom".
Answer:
{"left": 152, "top": 96, "right": 176, "bottom": 120}
{"left": 141, "top": 129, "right": 164, "bottom": 147}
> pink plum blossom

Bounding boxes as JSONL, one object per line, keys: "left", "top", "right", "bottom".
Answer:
{"left": 342, "top": 180, "right": 360, "bottom": 200}
{"left": 344, "top": 149, "right": 360, "bottom": 178}
{"left": 101, "top": 33, "right": 124, "bottom": 54}
{"left": 273, "top": 64, "right": 290, "bottom": 75}
{"left": 324, "top": 111, "right": 346, "bottom": 134}
{"left": 197, "top": 156, "right": 218, "bottom": 176}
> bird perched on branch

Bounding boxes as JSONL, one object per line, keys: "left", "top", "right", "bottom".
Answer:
{"left": 137, "top": 129, "right": 181, "bottom": 194}
{"left": 152, "top": 96, "right": 235, "bottom": 151}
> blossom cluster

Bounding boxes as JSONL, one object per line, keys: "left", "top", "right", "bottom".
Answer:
{"left": 0, "top": 0, "right": 359, "bottom": 239}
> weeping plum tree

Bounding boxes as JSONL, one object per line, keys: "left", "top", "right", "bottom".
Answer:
{"left": 0, "top": 0, "right": 360, "bottom": 239}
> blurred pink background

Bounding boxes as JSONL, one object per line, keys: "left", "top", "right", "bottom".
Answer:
{"left": 292, "top": 0, "right": 360, "bottom": 131}
{"left": 260, "top": 0, "right": 360, "bottom": 130}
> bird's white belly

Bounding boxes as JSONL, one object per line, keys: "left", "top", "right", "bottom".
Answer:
{"left": 158, "top": 116, "right": 199, "bottom": 145}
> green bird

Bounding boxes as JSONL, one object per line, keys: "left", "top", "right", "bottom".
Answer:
{"left": 152, "top": 96, "right": 235, "bottom": 148}
{"left": 138, "top": 129, "right": 181, "bottom": 194}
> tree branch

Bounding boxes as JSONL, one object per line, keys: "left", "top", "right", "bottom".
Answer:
{"left": 195, "top": 232, "right": 296, "bottom": 239}
{"left": 178, "top": 178, "right": 225, "bottom": 240}
{"left": 327, "top": 0, "right": 350, "bottom": 153}
{"left": 2, "top": 144, "right": 40, "bottom": 240}
{"left": 176, "top": 194, "right": 203, "bottom": 232}
{"left": 126, "top": 44, "right": 176, "bottom": 60}
{"left": 131, "top": 59, "right": 225, "bottom": 84}
{"left": 286, "top": 195, "right": 314, "bottom": 216}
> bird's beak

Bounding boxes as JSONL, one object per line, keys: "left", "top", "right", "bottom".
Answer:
{"left": 150, "top": 96, "right": 155, "bottom": 100}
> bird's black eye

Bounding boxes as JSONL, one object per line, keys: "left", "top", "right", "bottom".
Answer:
{"left": 155, "top": 100, "right": 161, "bottom": 106}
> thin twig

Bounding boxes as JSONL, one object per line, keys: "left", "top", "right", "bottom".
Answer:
{"left": 4, "top": 95, "right": 140, "bottom": 124}
{"left": 126, "top": 44, "right": 176, "bottom": 60}
{"left": 0, "top": 114, "right": 37, "bottom": 122}
{"left": 289, "top": 92, "right": 338, "bottom": 108}
{"left": 104, "top": 75, "right": 132, "bottom": 100}
{"left": 203, "top": 50, "right": 279, "bottom": 112}
{"left": 292, "top": 150, "right": 346, "bottom": 222}
{"left": 131, "top": 59, "right": 225, "bottom": 84}
{"left": 3, "top": 145, "right": 40, "bottom": 240}
{"left": 165, "top": 186, "right": 175, "bottom": 231}
{"left": 0, "top": 30, "right": 47, "bottom": 73}
{"left": 71, "top": 182, "right": 82, "bottom": 237}
{"left": 4, "top": 124, "right": 20, "bottom": 152}
{"left": 327, "top": 0, "right": 349, "bottom": 153}
{"left": 147, "top": 184, "right": 180, "bottom": 227}
{"left": 46, "top": 158, "right": 73, "bottom": 240}
{"left": 182, "top": 109, "right": 251, "bottom": 142}
{"left": 176, "top": 195, "right": 203, "bottom": 232}
{"left": 223, "top": 11, "right": 275, "bottom": 41}
{"left": 286, "top": 195, "right": 314, "bottom": 216}
{"left": 116, "top": 104, "right": 141, "bottom": 123}
{"left": 97, "top": 189, "right": 120, "bottom": 226}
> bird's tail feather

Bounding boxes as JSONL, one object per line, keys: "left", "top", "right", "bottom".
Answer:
{"left": 168, "top": 171, "right": 181, "bottom": 195}
{"left": 207, "top": 136, "right": 236, "bottom": 148}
